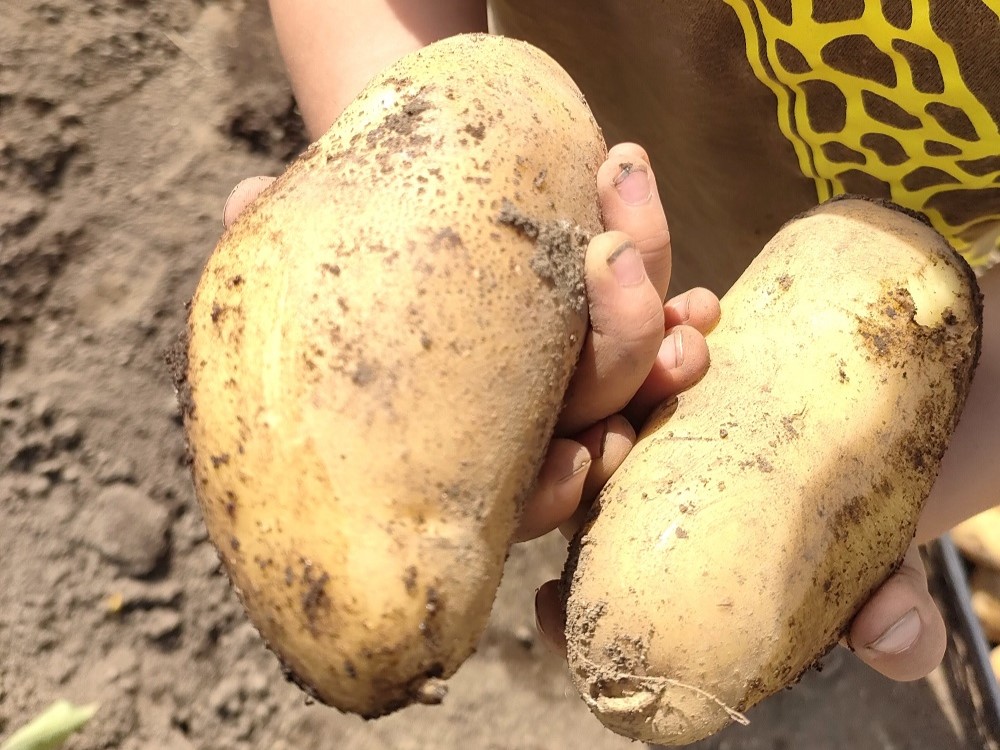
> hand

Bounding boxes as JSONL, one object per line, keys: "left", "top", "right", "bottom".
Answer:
{"left": 221, "top": 143, "right": 720, "bottom": 550}
{"left": 841, "top": 541, "right": 946, "bottom": 680}
{"left": 223, "top": 146, "right": 945, "bottom": 687}
{"left": 523, "top": 153, "right": 947, "bottom": 686}
{"left": 510, "top": 143, "right": 720, "bottom": 543}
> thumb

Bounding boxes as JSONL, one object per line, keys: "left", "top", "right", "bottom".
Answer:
{"left": 846, "top": 542, "right": 947, "bottom": 681}
{"left": 223, "top": 176, "right": 276, "bottom": 229}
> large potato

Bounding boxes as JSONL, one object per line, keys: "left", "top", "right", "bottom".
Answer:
{"left": 563, "top": 198, "right": 982, "bottom": 745}
{"left": 176, "top": 34, "right": 606, "bottom": 717}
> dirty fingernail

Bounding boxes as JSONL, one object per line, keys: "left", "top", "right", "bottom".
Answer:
{"left": 608, "top": 241, "right": 646, "bottom": 287}
{"left": 867, "top": 608, "right": 921, "bottom": 654}
{"left": 614, "top": 162, "right": 651, "bottom": 205}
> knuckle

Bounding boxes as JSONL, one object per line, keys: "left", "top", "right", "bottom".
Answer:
{"left": 638, "top": 226, "right": 672, "bottom": 256}
{"left": 593, "top": 293, "right": 662, "bottom": 343}
{"left": 630, "top": 296, "right": 668, "bottom": 342}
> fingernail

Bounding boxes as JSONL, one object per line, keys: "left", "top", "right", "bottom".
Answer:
{"left": 668, "top": 292, "right": 692, "bottom": 322}
{"left": 222, "top": 184, "right": 240, "bottom": 227}
{"left": 559, "top": 447, "right": 591, "bottom": 483}
{"left": 607, "top": 241, "right": 646, "bottom": 287}
{"left": 534, "top": 589, "right": 557, "bottom": 651}
{"left": 534, "top": 588, "right": 544, "bottom": 633}
{"left": 867, "top": 608, "right": 921, "bottom": 654}
{"left": 659, "top": 330, "right": 684, "bottom": 370}
{"left": 614, "top": 162, "right": 651, "bottom": 205}
{"left": 580, "top": 420, "right": 609, "bottom": 459}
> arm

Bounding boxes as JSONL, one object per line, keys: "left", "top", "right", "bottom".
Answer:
{"left": 917, "top": 261, "right": 1000, "bottom": 543}
{"left": 267, "top": 0, "right": 488, "bottom": 139}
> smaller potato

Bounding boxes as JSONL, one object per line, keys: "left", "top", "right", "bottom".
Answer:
{"left": 563, "top": 197, "right": 982, "bottom": 745}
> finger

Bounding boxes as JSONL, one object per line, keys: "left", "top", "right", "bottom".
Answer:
{"left": 560, "top": 414, "right": 636, "bottom": 540}
{"left": 512, "top": 436, "right": 592, "bottom": 543}
{"left": 535, "top": 579, "right": 568, "bottom": 656}
{"left": 223, "top": 176, "right": 276, "bottom": 229}
{"left": 623, "top": 324, "right": 711, "bottom": 428}
{"left": 598, "top": 143, "right": 672, "bottom": 299}
{"left": 663, "top": 287, "right": 722, "bottom": 335}
{"left": 534, "top": 421, "right": 631, "bottom": 651}
{"left": 846, "top": 543, "right": 947, "bottom": 682}
{"left": 557, "top": 231, "right": 665, "bottom": 435}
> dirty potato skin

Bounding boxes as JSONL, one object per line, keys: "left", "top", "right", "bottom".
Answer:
{"left": 179, "top": 34, "right": 606, "bottom": 718}
{"left": 563, "top": 197, "right": 982, "bottom": 745}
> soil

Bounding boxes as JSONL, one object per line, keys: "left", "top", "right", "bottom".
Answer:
{"left": 0, "top": 2, "right": 994, "bottom": 749}
{"left": 497, "top": 199, "right": 591, "bottom": 317}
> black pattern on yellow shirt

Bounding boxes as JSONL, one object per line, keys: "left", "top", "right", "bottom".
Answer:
{"left": 725, "top": 0, "right": 1000, "bottom": 269}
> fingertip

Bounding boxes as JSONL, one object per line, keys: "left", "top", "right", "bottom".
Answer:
{"left": 568, "top": 414, "right": 637, "bottom": 537}
{"left": 605, "top": 239, "right": 649, "bottom": 289}
{"left": 847, "top": 548, "right": 947, "bottom": 682}
{"left": 601, "top": 414, "right": 637, "bottom": 467}
{"left": 583, "top": 233, "right": 660, "bottom": 329}
{"left": 623, "top": 325, "right": 709, "bottom": 427}
{"left": 665, "top": 287, "right": 722, "bottom": 334}
{"left": 223, "top": 175, "right": 275, "bottom": 229}
{"left": 586, "top": 230, "right": 634, "bottom": 266}
{"left": 514, "top": 438, "right": 590, "bottom": 543}
{"left": 583, "top": 231, "right": 662, "bottom": 333}
{"left": 850, "top": 606, "right": 946, "bottom": 682}
{"left": 656, "top": 325, "right": 710, "bottom": 386}
{"left": 594, "top": 144, "right": 671, "bottom": 299}
{"left": 689, "top": 288, "right": 722, "bottom": 334}
{"left": 583, "top": 230, "right": 639, "bottom": 300}
{"left": 535, "top": 580, "right": 567, "bottom": 656}
{"left": 558, "top": 231, "right": 664, "bottom": 434}
{"left": 606, "top": 141, "right": 652, "bottom": 166}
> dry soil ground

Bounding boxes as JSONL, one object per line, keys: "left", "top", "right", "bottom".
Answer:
{"left": 0, "top": 2, "right": 995, "bottom": 748}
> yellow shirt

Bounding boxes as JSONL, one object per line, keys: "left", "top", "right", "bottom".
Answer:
{"left": 490, "top": 0, "right": 1000, "bottom": 291}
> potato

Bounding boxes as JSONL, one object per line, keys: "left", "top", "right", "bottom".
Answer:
{"left": 174, "top": 34, "right": 606, "bottom": 717}
{"left": 952, "top": 507, "right": 1000, "bottom": 570}
{"left": 563, "top": 197, "right": 982, "bottom": 745}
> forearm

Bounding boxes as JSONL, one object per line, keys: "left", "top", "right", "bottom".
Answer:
{"left": 916, "top": 262, "right": 1000, "bottom": 543}
{"left": 267, "top": 0, "right": 488, "bottom": 139}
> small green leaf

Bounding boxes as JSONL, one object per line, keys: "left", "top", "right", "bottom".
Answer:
{"left": 1, "top": 700, "right": 98, "bottom": 750}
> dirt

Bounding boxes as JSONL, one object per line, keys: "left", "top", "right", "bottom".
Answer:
{"left": 0, "top": 2, "right": 995, "bottom": 749}
{"left": 496, "top": 199, "right": 590, "bottom": 316}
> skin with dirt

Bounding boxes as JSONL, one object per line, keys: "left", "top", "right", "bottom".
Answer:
{"left": 0, "top": 2, "right": 991, "bottom": 749}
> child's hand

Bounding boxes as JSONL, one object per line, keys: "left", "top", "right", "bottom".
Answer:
{"left": 222, "top": 142, "right": 719, "bottom": 542}
{"left": 221, "top": 140, "right": 716, "bottom": 636}
{"left": 510, "top": 142, "right": 720, "bottom": 543}
{"left": 222, "top": 142, "right": 945, "bottom": 688}
{"left": 523, "top": 150, "right": 947, "bottom": 687}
